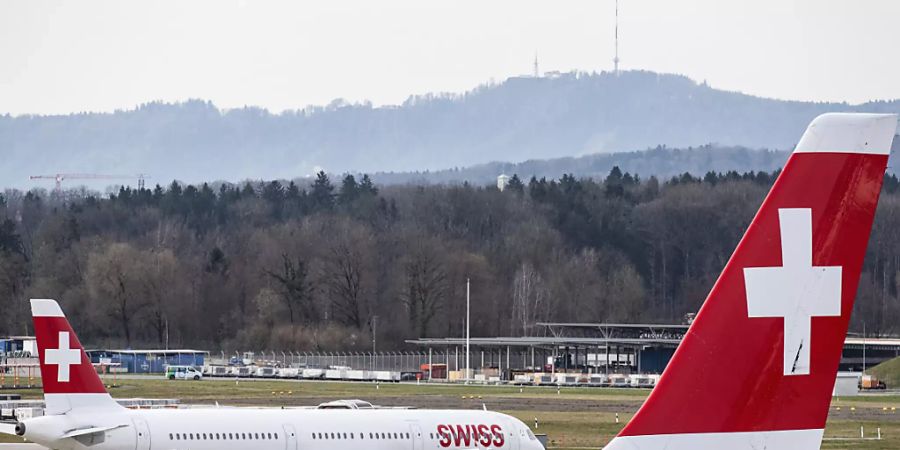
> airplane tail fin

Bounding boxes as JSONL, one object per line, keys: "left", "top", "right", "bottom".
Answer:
{"left": 31, "top": 299, "right": 122, "bottom": 414}
{"left": 606, "top": 113, "right": 898, "bottom": 450}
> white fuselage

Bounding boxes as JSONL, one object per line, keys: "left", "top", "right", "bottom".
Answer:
{"left": 21, "top": 407, "right": 545, "bottom": 450}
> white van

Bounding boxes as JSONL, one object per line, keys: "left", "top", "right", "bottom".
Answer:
{"left": 165, "top": 365, "right": 203, "bottom": 381}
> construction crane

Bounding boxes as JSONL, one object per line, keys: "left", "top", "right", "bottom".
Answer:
{"left": 29, "top": 173, "right": 150, "bottom": 192}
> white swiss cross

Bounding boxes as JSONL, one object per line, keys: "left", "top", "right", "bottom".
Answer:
{"left": 743, "top": 208, "right": 842, "bottom": 376}
{"left": 45, "top": 331, "right": 81, "bottom": 382}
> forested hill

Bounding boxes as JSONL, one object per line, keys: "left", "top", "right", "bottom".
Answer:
{"left": 3, "top": 70, "right": 899, "bottom": 187}
{"left": 3, "top": 170, "right": 900, "bottom": 350}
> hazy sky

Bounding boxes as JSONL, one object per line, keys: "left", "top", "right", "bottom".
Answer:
{"left": 1, "top": 0, "right": 899, "bottom": 115}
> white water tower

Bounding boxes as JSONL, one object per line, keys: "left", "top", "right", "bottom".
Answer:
{"left": 497, "top": 174, "right": 510, "bottom": 191}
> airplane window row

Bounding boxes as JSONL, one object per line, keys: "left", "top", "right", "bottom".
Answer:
{"left": 169, "top": 432, "right": 280, "bottom": 441}
{"left": 312, "top": 432, "right": 411, "bottom": 440}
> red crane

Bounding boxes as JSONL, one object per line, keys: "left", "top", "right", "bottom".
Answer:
{"left": 29, "top": 173, "right": 150, "bottom": 192}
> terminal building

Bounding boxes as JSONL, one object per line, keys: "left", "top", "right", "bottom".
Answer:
{"left": 0, "top": 336, "right": 37, "bottom": 358}
{"left": 407, "top": 323, "right": 900, "bottom": 379}
{"left": 85, "top": 349, "right": 208, "bottom": 374}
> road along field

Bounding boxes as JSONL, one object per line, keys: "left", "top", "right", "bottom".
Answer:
{"left": 1, "top": 377, "right": 898, "bottom": 449}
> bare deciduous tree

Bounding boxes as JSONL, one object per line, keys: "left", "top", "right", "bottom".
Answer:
{"left": 401, "top": 238, "right": 449, "bottom": 337}
{"left": 511, "top": 262, "right": 548, "bottom": 336}
{"left": 85, "top": 243, "right": 146, "bottom": 347}
{"left": 265, "top": 253, "right": 316, "bottom": 325}
{"left": 320, "top": 220, "right": 374, "bottom": 329}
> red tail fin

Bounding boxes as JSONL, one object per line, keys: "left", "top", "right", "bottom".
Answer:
{"left": 606, "top": 113, "right": 898, "bottom": 450}
{"left": 32, "top": 299, "right": 119, "bottom": 414}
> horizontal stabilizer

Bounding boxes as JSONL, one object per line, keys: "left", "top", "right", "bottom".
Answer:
{"left": 0, "top": 423, "right": 16, "bottom": 435}
{"left": 61, "top": 424, "right": 128, "bottom": 439}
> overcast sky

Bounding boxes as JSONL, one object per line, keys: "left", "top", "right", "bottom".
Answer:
{"left": 1, "top": 0, "right": 898, "bottom": 115}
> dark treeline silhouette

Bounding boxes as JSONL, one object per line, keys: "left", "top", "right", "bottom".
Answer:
{"left": 372, "top": 145, "right": 791, "bottom": 185}
{"left": 2, "top": 169, "right": 899, "bottom": 351}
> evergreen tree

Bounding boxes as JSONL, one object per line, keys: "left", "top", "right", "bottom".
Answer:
{"left": 506, "top": 174, "right": 525, "bottom": 194}
{"left": 168, "top": 181, "right": 183, "bottom": 197}
{"left": 338, "top": 175, "right": 360, "bottom": 206}
{"left": 161, "top": 181, "right": 183, "bottom": 215}
{"left": 529, "top": 176, "right": 548, "bottom": 201}
{"left": 113, "top": 186, "right": 130, "bottom": 204}
{"left": 262, "top": 181, "right": 286, "bottom": 219}
{"left": 218, "top": 184, "right": 240, "bottom": 203}
{"left": 605, "top": 167, "right": 625, "bottom": 197}
{"left": 285, "top": 181, "right": 301, "bottom": 201}
{"left": 197, "top": 183, "right": 217, "bottom": 215}
{"left": 262, "top": 181, "right": 285, "bottom": 204}
{"left": 241, "top": 182, "right": 257, "bottom": 198}
{"left": 311, "top": 171, "right": 335, "bottom": 211}
{"left": 152, "top": 184, "right": 164, "bottom": 203}
{"left": 560, "top": 173, "right": 580, "bottom": 195}
{"left": 359, "top": 174, "right": 378, "bottom": 196}
{"left": 183, "top": 184, "right": 199, "bottom": 203}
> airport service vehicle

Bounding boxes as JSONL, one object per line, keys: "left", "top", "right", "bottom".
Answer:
{"left": 860, "top": 374, "right": 887, "bottom": 390}
{"left": 0, "top": 112, "right": 895, "bottom": 450}
{"left": 165, "top": 365, "right": 203, "bottom": 381}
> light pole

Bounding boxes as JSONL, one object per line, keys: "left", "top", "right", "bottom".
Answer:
{"left": 863, "top": 322, "right": 867, "bottom": 373}
{"left": 466, "top": 278, "right": 471, "bottom": 384}
{"left": 372, "top": 315, "right": 378, "bottom": 372}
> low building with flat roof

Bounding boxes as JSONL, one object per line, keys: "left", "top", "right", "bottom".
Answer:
{"left": 407, "top": 323, "right": 900, "bottom": 378}
{"left": 86, "top": 349, "right": 208, "bottom": 374}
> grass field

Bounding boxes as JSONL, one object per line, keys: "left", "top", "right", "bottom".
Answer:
{"left": 1, "top": 376, "right": 898, "bottom": 449}
{"left": 870, "top": 356, "right": 900, "bottom": 388}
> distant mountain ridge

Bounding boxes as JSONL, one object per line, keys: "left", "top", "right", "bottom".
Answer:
{"left": 2, "top": 70, "right": 898, "bottom": 188}
{"left": 372, "top": 145, "right": 792, "bottom": 185}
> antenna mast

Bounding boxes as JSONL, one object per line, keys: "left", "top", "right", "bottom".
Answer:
{"left": 613, "top": 0, "right": 620, "bottom": 75}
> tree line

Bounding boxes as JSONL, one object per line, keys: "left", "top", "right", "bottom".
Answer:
{"left": 2, "top": 168, "right": 900, "bottom": 351}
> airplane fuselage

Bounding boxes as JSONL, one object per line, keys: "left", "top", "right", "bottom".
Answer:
{"left": 20, "top": 407, "right": 544, "bottom": 450}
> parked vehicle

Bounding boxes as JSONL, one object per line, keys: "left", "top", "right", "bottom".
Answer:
{"left": 277, "top": 367, "right": 300, "bottom": 378}
{"left": 229, "top": 366, "right": 254, "bottom": 378}
{"left": 860, "top": 374, "right": 887, "bottom": 390}
{"left": 206, "top": 365, "right": 230, "bottom": 377}
{"left": 301, "top": 367, "right": 325, "bottom": 379}
{"left": 165, "top": 365, "right": 203, "bottom": 381}
{"left": 255, "top": 366, "right": 278, "bottom": 378}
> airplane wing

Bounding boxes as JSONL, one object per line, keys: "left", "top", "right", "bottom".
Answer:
{"left": 0, "top": 422, "right": 16, "bottom": 435}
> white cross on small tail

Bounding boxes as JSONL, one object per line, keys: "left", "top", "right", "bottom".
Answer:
{"left": 743, "top": 208, "right": 842, "bottom": 376}
{"left": 44, "top": 331, "right": 82, "bottom": 382}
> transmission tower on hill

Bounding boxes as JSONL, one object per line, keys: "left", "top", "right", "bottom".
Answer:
{"left": 613, "top": 0, "right": 621, "bottom": 75}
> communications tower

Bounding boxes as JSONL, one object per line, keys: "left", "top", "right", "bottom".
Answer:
{"left": 613, "top": 0, "right": 620, "bottom": 75}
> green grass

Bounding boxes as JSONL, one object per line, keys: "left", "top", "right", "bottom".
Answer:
{"left": 500, "top": 411, "right": 900, "bottom": 450}
{"left": 505, "top": 410, "right": 633, "bottom": 449}
{"left": 1, "top": 378, "right": 899, "bottom": 449}
{"left": 2, "top": 376, "right": 650, "bottom": 403}
{"left": 869, "top": 357, "right": 900, "bottom": 388}
{"left": 821, "top": 420, "right": 900, "bottom": 450}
